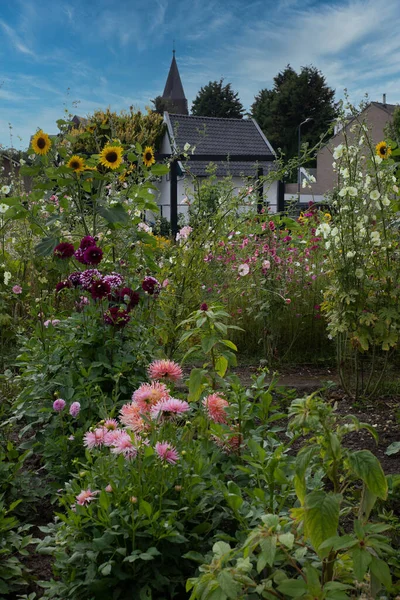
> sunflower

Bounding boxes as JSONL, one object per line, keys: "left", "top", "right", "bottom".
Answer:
{"left": 67, "top": 155, "right": 86, "bottom": 173}
{"left": 143, "top": 146, "right": 155, "bottom": 168}
{"left": 324, "top": 213, "right": 332, "bottom": 222}
{"left": 375, "top": 141, "right": 392, "bottom": 159}
{"left": 99, "top": 145, "right": 123, "bottom": 170}
{"left": 31, "top": 130, "right": 52, "bottom": 155}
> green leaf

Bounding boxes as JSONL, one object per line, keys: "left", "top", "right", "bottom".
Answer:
{"left": 385, "top": 441, "right": 400, "bottom": 455}
{"left": 277, "top": 579, "right": 307, "bottom": 597}
{"left": 201, "top": 334, "right": 219, "bottom": 354}
{"left": 370, "top": 556, "right": 391, "bottom": 589}
{"left": 35, "top": 236, "right": 59, "bottom": 256}
{"left": 319, "top": 535, "right": 358, "bottom": 551}
{"left": 348, "top": 451, "right": 388, "bottom": 499}
{"left": 217, "top": 571, "right": 241, "bottom": 598}
{"left": 151, "top": 163, "right": 169, "bottom": 176}
{"left": 220, "top": 339, "right": 238, "bottom": 351}
{"left": 257, "top": 536, "right": 276, "bottom": 572}
{"left": 188, "top": 368, "right": 208, "bottom": 402}
{"left": 215, "top": 355, "right": 228, "bottom": 378}
{"left": 304, "top": 491, "right": 341, "bottom": 558}
{"left": 213, "top": 541, "right": 231, "bottom": 559}
{"left": 278, "top": 532, "right": 294, "bottom": 549}
{"left": 182, "top": 551, "right": 205, "bottom": 564}
{"left": 140, "top": 500, "right": 153, "bottom": 518}
{"left": 352, "top": 547, "right": 371, "bottom": 582}
{"left": 97, "top": 203, "right": 129, "bottom": 224}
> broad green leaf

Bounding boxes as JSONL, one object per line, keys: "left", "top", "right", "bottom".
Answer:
{"left": 278, "top": 532, "right": 294, "bottom": 549}
{"left": 139, "top": 500, "right": 153, "bottom": 518}
{"left": 201, "top": 334, "right": 219, "bottom": 354}
{"left": 348, "top": 451, "right": 388, "bottom": 499}
{"left": 257, "top": 536, "right": 276, "bottom": 572}
{"left": 35, "top": 236, "right": 59, "bottom": 256}
{"left": 370, "top": 556, "right": 391, "bottom": 589}
{"left": 351, "top": 547, "right": 371, "bottom": 581}
{"left": 217, "top": 571, "right": 241, "bottom": 598}
{"left": 97, "top": 203, "right": 129, "bottom": 224}
{"left": 319, "top": 535, "right": 358, "bottom": 551}
{"left": 385, "top": 441, "right": 400, "bottom": 455}
{"left": 277, "top": 578, "right": 307, "bottom": 597}
{"left": 304, "top": 491, "right": 341, "bottom": 558}
{"left": 220, "top": 339, "right": 238, "bottom": 351}
{"left": 188, "top": 367, "right": 208, "bottom": 402}
{"left": 151, "top": 163, "right": 169, "bottom": 176}
{"left": 215, "top": 355, "right": 228, "bottom": 377}
{"left": 213, "top": 541, "right": 231, "bottom": 558}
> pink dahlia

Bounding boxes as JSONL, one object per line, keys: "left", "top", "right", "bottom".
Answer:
{"left": 53, "top": 398, "right": 66, "bottom": 412}
{"left": 69, "top": 402, "right": 81, "bottom": 417}
{"left": 83, "top": 427, "right": 107, "bottom": 449}
{"left": 132, "top": 382, "right": 170, "bottom": 412}
{"left": 103, "top": 428, "right": 124, "bottom": 447}
{"left": 119, "top": 402, "right": 146, "bottom": 432}
{"left": 103, "top": 418, "right": 119, "bottom": 430}
{"left": 12, "top": 285, "right": 22, "bottom": 294}
{"left": 155, "top": 441, "right": 179, "bottom": 465}
{"left": 150, "top": 397, "right": 190, "bottom": 421}
{"left": 76, "top": 489, "right": 99, "bottom": 506}
{"left": 110, "top": 431, "right": 137, "bottom": 460}
{"left": 203, "top": 393, "right": 229, "bottom": 424}
{"left": 148, "top": 359, "right": 183, "bottom": 382}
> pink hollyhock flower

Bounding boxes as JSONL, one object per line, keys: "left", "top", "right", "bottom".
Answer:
{"left": 105, "top": 484, "right": 113, "bottom": 492}
{"left": 53, "top": 398, "right": 66, "bottom": 412}
{"left": 12, "top": 285, "right": 22, "bottom": 294}
{"left": 162, "top": 279, "right": 169, "bottom": 288}
{"left": 83, "top": 428, "right": 107, "bottom": 449}
{"left": 76, "top": 489, "right": 99, "bottom": 506}
{"left": 148, "top": 359, "right": 183, "bottom": 382}
{"left": 238, "top": 263, "right": 250, "bottom": 276}
{"left": 268, "top": 221, "right": 275, "bottom": 231}
{"left": 132, "top": 382, "right": 170, "bottom": 412}
{"left": 285, "top": 298, "right": 291, "bottom": 304}
{"left": 69, "top": 402, "right": 81, "bottom": 417}
{"left": 119, "top": 402, "right": 146, "bottom": 432}
{"left": 150, "top": 398, "right": 190, "bottom": 421}
{"left": 203, "top": 393, "right": 229, "bottom": 424}
{"left": 176, "top": 225, "right": 193, "bottom": 241}
{"left": 155, "top": 441, "right": 179, "bottom": 465}
{"left": 110, "top": 431, "right": 137, "bottom": 460}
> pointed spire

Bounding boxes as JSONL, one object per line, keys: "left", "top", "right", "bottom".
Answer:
{"left": 161, "top": 48, "right": 188, "bottom": 115}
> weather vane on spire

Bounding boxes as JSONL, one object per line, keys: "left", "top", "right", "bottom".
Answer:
{"left": 173, "top": 39, "right": 175, "bottom": 57}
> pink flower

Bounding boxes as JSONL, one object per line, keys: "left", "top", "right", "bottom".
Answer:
{"left": 213, "top": 431, "right": 242, "bottom": 454}
{"left": 12, "top": 285, "right": 22, "bottom": 294}
{"left": 110, "top": 431, "right": 137, "bottom": 460}
{"left": 176, "top": 225, "right": 193, "bottom": 241}
{"left": 285, "top": 299, "right": 291, "bottom": 304}
{"left": 103, "top": 429, "right": 124, "bottom": 446}
{"left": 148, "top": 359, "right": 183, "bottom": 382}
{"left": 69, "top": 402, "right": 81, "bottom": 417}
{"left": 203, "top": 393, "right": 229, "bottom": 424}
{"left": 53, "top": 399, "right": 66, "bottom": 412}
{"left": 83, "top": 428, "right": 107, "bottom": 449}
{"left": 132, "top": 382, "right": 170, "bottom": 412}
{"left": 105, "top": 484, "right": 113, "bottom": 492}
{"left": 104, "top": 418, "right": 119, "bottom": 430}
{"left": 238, "top": 263, "right": 250, "bottom": 276}
{"left": 76, "top": 489, "right": 99, "bottom": 506}
{"left": 119, "top": 403, "right": 146, "bottom": 432}
{"left": 155, "top": 441, "right": 179, "bottom": 465}
{"left": 162, "top": 279, "right": 169, "bottom": 288}
{"left": 150, "top": 398, "right": 190, "bottom": 421}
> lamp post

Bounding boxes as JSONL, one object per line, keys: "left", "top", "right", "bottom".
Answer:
{"left": 297, "top": 117, "right": 313, "bottom": 205}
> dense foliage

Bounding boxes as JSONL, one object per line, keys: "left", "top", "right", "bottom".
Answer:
{"left": 191, "top": 79, "right": 244, "bottom": 119}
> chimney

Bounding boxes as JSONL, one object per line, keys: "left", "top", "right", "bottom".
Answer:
{"left": 383, "top": 93, "right": 387, "bottom": 106}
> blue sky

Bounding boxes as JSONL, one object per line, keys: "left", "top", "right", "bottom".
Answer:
{"left": 0, "top": 0, "right": 399, "bottom": 149}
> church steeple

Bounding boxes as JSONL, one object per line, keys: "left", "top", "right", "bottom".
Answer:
{"left": 161, "top": 49, "right": 188, "bottom": 115}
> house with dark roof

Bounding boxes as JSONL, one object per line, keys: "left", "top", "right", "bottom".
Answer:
{"left": 285, "top": 99, "right": 398, "bottom": 203}
{"left": 155, "top": 53, "right": 279, "bottom": 220}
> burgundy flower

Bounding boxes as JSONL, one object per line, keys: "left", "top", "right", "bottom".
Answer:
{"left": 79, "top": 235, "right": 97, "bottom": 250}
{"left": 117, "top": 287, "right": 140, "bottom": 310}
{"left": 91, "top": 279, "right": 111, "bottom": 300}
{"left": 54, "top": 242, "right": 75, "bottom": 259}
{"left": 56, "top": 280, "right": 72, "bottom": 293}
{"left": 142, "top": 276, "right": 161, "bottom": 295}
{"left": 200, "top": 303, "right": 208, "bottom": 311}
{"left": 104, "top": 306, "right": 130, "bottom": 327}
{"left": 68, "top": 271, "right": 82, "bottom": 287}
{"left": 80, "top": 269, "right": 101, "bottom": 290}
{"left": 83, "top": 246, "right": 103, "bottom": 265}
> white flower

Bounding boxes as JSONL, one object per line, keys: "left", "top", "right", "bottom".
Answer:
{"left": 340, "top": 167, "right": 349, "bottom": 179}
{"left": 382, "top": 196, "right": 390, "bottom": 207}
{"left": 333, "top": 144, "right": 344, "bottom": 160}
{"left": 331, "top": 227, "right": 338, "bottom": 237}
{"left": 302, "top": 178, "right": 308, "bottom": 188}
{"left": 374, "top": 155, "right": 383, "bottom": 165}
{"left": 393, "top": 185, "right": 399, "bottom": 193}
{"left": 355, "top": 268, "right": 364, "bottom": 279}
{"left": 325, "top": 241, "right": 331, "bottom": 250}
{"left": 308, "top": 174, "right": 316, "bottom": 183}
{"left": 184, "top": 142, "right": 190, "bottom": 152}
{"left": 0, "top": 203, "right": 8, "bottom": 213}
{"left": 371, "top": 231, "right": 381, "bottom": 245}
{"left": 338, "top": 188, "right": 348, "bottom": 197}
{"left": 176, "top": 225, "right": 192, "bottom": 241}
{"left": 3, "top": 271, "right": 11, "bottom": 285}
{"left": 1, "top": 185, "right": 10, "bottom": 195}
{"left": 347, "top": 187, "right": 357, "bottom": 197}
{"left": 316, "top": 222, "right": 331, "bottom": 239}
{"left": 238, "top": 263, "right": 250, "bottom": 276}
{"left": 346, "top": 251, "right": 355, "bottom": 259}
{"left": 137, "top": 222, "right": 152, "bottom": 233}
{"left": 370, "top": 190, "right": 380, "bottom": 201}
{"left": 19, "top": 158, "right": 26, "bottom": 165}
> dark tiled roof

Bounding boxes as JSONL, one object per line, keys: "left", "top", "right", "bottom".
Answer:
{"left": 166, "top": 113, "right": 275, "bottom": 176}
{"left": 371, "top": 101, "right": 397, "bottom": 116}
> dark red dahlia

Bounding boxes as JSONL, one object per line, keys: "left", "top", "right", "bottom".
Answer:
{"left": 141, "top": 276, "right": 160, "bottom": 295}
{"left": 74, "top": 248, "right": 87, "bottom": 264}
{"left": 117, "top": 287, "right": 140, "bottom": 310}
{"left": 55, "top": 280, "right": 72, "bottom": 293}
{"left": 91, "top": 279, "right": 111, "bottom": 300}
{"left": 83, "top": 246, "right": 103, "bottom": 265}
{"left": 103, "top": 306, "right": 130, "bottom": 327}
{"left": 200, "top": 303, "right": 208, "bottom": 311}
{"left": 54, "top": 242, "right": 75, "bottom": 259}
{"left": 79, "top": 235, "right": 97, "bottom": 250}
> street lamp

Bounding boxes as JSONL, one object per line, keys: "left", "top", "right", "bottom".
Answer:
{"left": 297, "top": 117, "right": 313, "bottom": 205}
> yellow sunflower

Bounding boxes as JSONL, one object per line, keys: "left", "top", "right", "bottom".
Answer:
{"left": 31, "top": 130, "right": 52, "bottom": 155}
{"left": 143, "top": 146, "right": 155, "bottom": 167}
{"left": 67, "top": 155, "right": 86, "bottom": 173}
{"left": 376, "top": 141, "right": 392, "bottom": 159}
{"left": 324, "top": 213, "right": 332, "bottom": 222}
{"left": 99, "top": 145, "right": 124, "bottom": 170}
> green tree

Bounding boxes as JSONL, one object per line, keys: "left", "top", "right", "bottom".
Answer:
{"left": 191, "top": 79, "right": 244, "bottom": 119}
{"left": 251, "top": 65, "right": 337, "bottom": 161}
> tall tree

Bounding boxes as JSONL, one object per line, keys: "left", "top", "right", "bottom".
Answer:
{"left": 191, "top": 79, "right": 244, "bottom": 119}
{"left": 252, "top": 65, "right": 337, "bottom": 161}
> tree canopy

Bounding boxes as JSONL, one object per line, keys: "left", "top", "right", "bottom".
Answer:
{"left": 251, "top": 65, "right": 337, "bottom": 161}
{"left": 191, "top": 79, "right": 244, "bottom": 119}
